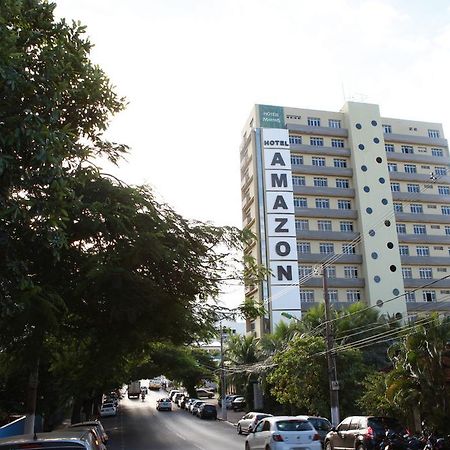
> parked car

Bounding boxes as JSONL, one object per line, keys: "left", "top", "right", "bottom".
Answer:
{"left": 70, "top": 420, "right": 109, "bottom": 444}
{"left": 191, "top": 400, "right": 206, "bottom": 415}
{"left": 231, "top": 396, "right": 246, "bottom": 411}
{"left": 65, "top": 425, "right": 106, "bottom": 450}
{"left": 179, "top": 394, "right": 190, "bottom": 409}
{"left": 197, "top": 403, "right": 217, "bottom": 420}
{"left": 156, "top": 398, "right": 172, "bottom": 411}
{"left": 0, "top": 430, "right": 102, "bottom": 450}
{"left": 324, "top": 416, "right": 406, "bottom": 450}
{"left": 168, "top": 389, "right": 180, "bottom": 400}
{"left": 297, "top": 415, "right": 332, "bottom": 447}
{"left": 195, "top": 388, "right": 214, "bottom": 398}
{"left": 218, "top": 394, "right": 240, "bottom": 409}
{"left": 99, "top": 402, "right": 117, "bottom": 417}
{"left": 172, "top": 392, "right": 185, "bottom": 406}
{"left": 237, "top": 412, "right": 273, "bottom": 434}
{"left": 185, "top": 398, "right": 199, "bottom": 411}
{"left": 246, "top": 416, "right": 321, "bottom": 450}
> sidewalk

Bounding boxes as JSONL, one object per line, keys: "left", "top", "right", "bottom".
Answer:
{"left": 217, "top": 407, "right": 245, "bottom": 426}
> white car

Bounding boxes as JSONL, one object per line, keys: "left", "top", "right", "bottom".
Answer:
{"left": 237, "top": 412, "right": 273, "bottom": 434}
{"left": 99, "top": 402, "right": 117, "bottom": 417}
{"left": 245, "top": 416, "right": 321, "bottom": 450}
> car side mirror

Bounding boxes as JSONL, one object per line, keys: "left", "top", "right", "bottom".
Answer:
{"left": 331, "top": 427, "right": 337, "bottom": 432}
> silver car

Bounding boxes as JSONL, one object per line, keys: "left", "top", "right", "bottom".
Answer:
{"left": 237, "top": 412, "right": 273, "bottom": 434}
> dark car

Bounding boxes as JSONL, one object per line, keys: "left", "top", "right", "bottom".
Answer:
{"left": 325, "top": 416, "right": 406, "bottom": 450}
{"left": 231, "top": 396, "right": 246, "bottom": 411}
{"left": 297, "top": 415, "right": 332, "bottom": 447}
{"left": 197, "top": 403, "right": 217, "bottom": 420}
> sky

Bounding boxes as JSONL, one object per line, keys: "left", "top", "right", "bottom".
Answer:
{"left": 53, "top": 0, "right": 450, "bottom": 308}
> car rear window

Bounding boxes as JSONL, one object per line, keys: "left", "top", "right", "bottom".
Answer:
{"left": 276, "top": 420, "right": 313, "bottom": 431}
{"left": 203, "top": 405, "right": 216, "bottom": 411}
{"left": 368, "top": 417, "right": 403, "bottom": 432}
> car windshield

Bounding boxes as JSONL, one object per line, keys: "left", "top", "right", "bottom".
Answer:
{"left": 102, "top": 404, "right": 113, "bottom": 408}
{"left": 257, "top": 414, "right": 271, "bottom": 421}
{"left": 309, "top": 418, "right": 332, "bottom": 431}
{"left": 276, "top": 420, "right": 313, "bottom": 431}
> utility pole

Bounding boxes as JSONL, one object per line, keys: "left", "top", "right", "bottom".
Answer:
{"left": 323, "top": 266, "right": 340, "bottom": 426}
{"left": 219, "top": 323, "right": 227, "bottom": 421}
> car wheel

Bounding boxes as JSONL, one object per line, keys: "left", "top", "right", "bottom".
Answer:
{"left": 237, "top": 424, "right": 242, "bottom": 435}
{"left": 326, "top": 441, "right": 333, "bottom": 450}
{"left": 245, "top": 443, "right": 250, "bottom": 450}
{"left": 356, "top": 444, "right": 365, "bottom": 450}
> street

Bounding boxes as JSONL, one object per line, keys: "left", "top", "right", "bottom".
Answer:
{"left": 103, "top": 390, "right": 244, "bottom": 450}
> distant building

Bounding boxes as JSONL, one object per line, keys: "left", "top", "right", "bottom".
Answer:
{"left": 240, "top": 102, "right": 450, "bottom": 337}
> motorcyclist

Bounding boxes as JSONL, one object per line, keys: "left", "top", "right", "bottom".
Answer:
{"left": 141, "top": 392, "right": 145, "bottom": 401}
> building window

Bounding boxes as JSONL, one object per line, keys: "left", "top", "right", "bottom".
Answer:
{"left": 331, "top": 138, "right": 344, "bottom": 148}
{"left": 435, "top": 166, "right": 447, "bottom": 176}
{"left": 388, "top": 163, "right": 398, "bottom": 172}
{"left": 336, "top": 178, "right": 350, "bottom": 188}
{"left": 438, "top": 186, "right": 450, "bottom": 195}
{"left": 405, "top": 291, "right": 416, "bottom": 302}
{"left": 402, "top": 267, "right": 412, "bottom": 279}
{"left": 385, "top": 144, "right": 395, "bottom": 153}
{"left": 326, "top": 266, "right": 336, "bottom": 278}
{"left": 423, "top": 290, "right": 436, "bottom": 302}
{"left": 310, "top": 136, "right": 324, "bottom": 146}
{"left": 445, "top": 226, "right": 450, "bottom": 235}
{"left": 342, "top": 244, "right": 356, "bottom": 254}
{"left": 346, "top": 289, "right": 361, "bottom": 302}
{"left": 295, "top": 219, "right": 309, "bottom": 231}
{"left": 391, "top": 183, "right": 400, "bottom": 192}
{"left": 320, "top": 243, "right": 335, "bottom": 254}
{"left": 336, "top": 200, "right": 350, "bottom": 211}
{"left": 428, "top": 129, "right": 440, "bottom": 138}
{"left": 289, "top": 135, "right": 302, "bottom": 145}
{"left": 383, "top": 124, "right": 392, "bottom": 134}
{"left": 292, "top": 175, "right": 306, "bottom": 186}
{"left": 416, "top": 246, "right": 430, "bottom": 256}
{"left": 291, "top": 154, "right": 303, "bottom": 165}
{"left": 294, "top": 197, "right": 307, "bottom": 208}
{"left": 442, "top": 206, "right": 450, "bottom": 215}
{"left": 328, "top": 289, "right": 338, "bottom": 302}
{"left": 432, "top": 148, "right": 444, "bottom": 157}
{"left": 312, "top": 156, "right": 326, "bottom": 166}
{"left": 318, "top": 220, "right": 332, "bottom": 231}
{"left": 315, "top": 198, "right": 330, "bottom": 209}
{"left": 407, "top": 184, "right": 420, "bottom": 193}
{"left": 399, "top": 245, "right": 409, "bottom": 256}
{"left": 299, "top": 289, "right": 315, "bottom": 302}
{"left": 410, "top": 204, "right": 423, "bottom": 214}
{"left": 340, "top": 221, "right": 353, "bottom": 232}
{"left": 297, "top": 242, "right": 311, "bottom": 254}
{"left": 419, "top": 268, "right": 433, "bottom": 279}
{"left": 394, "top": 203, "right": 403, "bottom": 212}
{"left": 333, "top": 158, "right": 347, "bottom": 168}
{"left": 396, "top": 224, "right": 407, "bottom": 234}
{"left": 401, "top": 145, "right": 414, "bottom": 154}
{"left": 299, "top": 266, "right": 313, "bottom": 277}
{"left": 308, "top": 117, "right": 321, "bottom": 127}
{"left": 314, "top": 177, "right": 328, "bottom": 187}
{"left": 329, "top": 119, "right": 341, "bottom": 128}
{"left": 404, "top": 164, "right": 417, "bottom": 173}
{"left": 413, "top": 224, "right": 427, "bottom": 235}
{"left": 344, "top": 266, "right": 358, "bottom": 278}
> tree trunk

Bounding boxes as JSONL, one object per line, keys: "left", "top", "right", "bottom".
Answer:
{"left": 24, "top": 359, "right": 40, "bottom": 434}
{"left": 71, "top": 397, "right": 83, "bottom": 424}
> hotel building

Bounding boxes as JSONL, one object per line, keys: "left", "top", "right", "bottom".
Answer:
{"left": 240, "top": 102, "right": 450, "bottom": 337}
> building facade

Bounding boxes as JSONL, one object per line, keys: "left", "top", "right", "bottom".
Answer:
{"left": 240, "top": 102, "right": 450, "bottom": 336}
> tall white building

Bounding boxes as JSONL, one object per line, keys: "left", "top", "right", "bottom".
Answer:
{"left": 240, "top": 102, "right": 450, "bottom": 337}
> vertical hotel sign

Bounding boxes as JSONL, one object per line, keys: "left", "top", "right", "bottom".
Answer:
{"left": 262, "top": 127, "right": 301, "bottom": 325}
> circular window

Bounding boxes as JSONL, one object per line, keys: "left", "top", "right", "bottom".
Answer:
{"left": 395, "top": 312, "right": 403, "bottom": 320}
{"left": 373, "top": 137, "right": 380, "bottom": 144}
{"left": 376, "top": 157, "right": 382, "bottom": 163}
{"left": 374, "top": 276, "right": 381, "bottom": 283}
{"left": 387, "top": 242, "right": 394, "bottom": 249}
{"left": 363, "top": 186, "right": 370, "bottom": 193}
{"left": 393, "top": 289, "right": 400, "bottom": 296}
{"left": 356, "top": 123, "right": 362, "bottom": 129}
{"left": 385, "top": 220, "right": 391, "bottom": 227}
{"left": 361, "top": 165, "right": 368, "bottom": 172}
{"left": 369, "top": 229, "right": 375, "bottom": 236}
{"left": 379, "top": 177, "right": 385, "bottom": 184}
{"left": 376, "top": 299, "right": 384, "bottom": 307}
{"left": 358, "top": 144, "right": 365, "bottom": 150}
{"left": 390, "top": 265, "right": 397, "bottom": 272}
{"left": 366, "top": 207, "right": 373, "bottom": 214}
{"left": 381, "top": 198, "right": 388, "bottom": 205}
{"left": 371, "top": 120, "right": 378, "bottom": 126}
{"left": 371, "top": 252, "right": 378, "bottom": 259}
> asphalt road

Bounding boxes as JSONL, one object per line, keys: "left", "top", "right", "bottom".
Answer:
{"left": 103, "top": 390, "right": 245, "bottom": 450}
